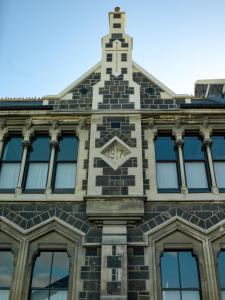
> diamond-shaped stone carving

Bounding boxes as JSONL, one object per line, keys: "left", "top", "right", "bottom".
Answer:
{"left": 100, "top": 137, "right": 131, "bottom": 170}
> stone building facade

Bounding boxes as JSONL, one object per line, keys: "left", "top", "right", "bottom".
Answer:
{"left": 0, "top": 7, "right": 225, "bottom": 300}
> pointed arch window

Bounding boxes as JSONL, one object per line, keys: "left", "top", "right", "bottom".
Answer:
{"left": 0, "top": 251, "right": 14, "bottom": 300}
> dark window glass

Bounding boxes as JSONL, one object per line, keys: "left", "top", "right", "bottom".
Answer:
{"left": 30, "top": 251, "right": 69, "bottom": 300}
{"left": 121, "top": 53, "right": 127, "bottom": 62}
{"left": 111, "top": 122, "right": 120, "bottom": 129}
{"left": 113, "top": 13, "right": 121, "bottom": 18}
{"left": 211, "top": 136, "right": 225, "bottom": 190}
{"left": 155, "top": 136, "right": 176, "bottom": 160}
{"left": 183, "top": 137, "right": 204, "bottom": 160}
{"left": 217, "top": 251, "right": 225, "bottom": 300}
{"left": 25, "top": 136, "right": 50, "bottom": 191}
{"left": 183, "top": 136, "right": 209, "bottom": 192}
{"left": 121, "top": 68, "right": 127, "bottom": 74}
{"left": 0, "top": 251, "right": 14, "bottom": 299}
{"left": 155, "top": 136, "right": 179, "bottom": 192}
{"left": 113, "top": 23, "right": 121, "bottom": 28}
{"left": 160, "top": 251, "right": 201, "bottom": 300}
{"left": 53, "top": 135, "right": 78, "bottom": 192}
{"left": 107, "top": 53, "right": 112, "bottom": 62}
{"left": 0, "top": 136, "right": 23, "bottom": 191}
{"left": 211, "top": 136, "right": 225, "bottom": 160}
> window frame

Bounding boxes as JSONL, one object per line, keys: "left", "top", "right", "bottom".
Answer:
{"left": 52, "top": 134, "right": 79, "bottom": 194}
{"left": 183, "top": 133, "right": 210, "bottom": 193}
{"left": 155, "top": 134, "right": 181, "bottom": 193}
{"left": 0, "top": 249, "right": 14, "bottom": 298}
{"left": 23, "top": 134, "right": 50, "bottom": 193}
{"left": 0, "top": 134, "right": 23, "bottom": 193}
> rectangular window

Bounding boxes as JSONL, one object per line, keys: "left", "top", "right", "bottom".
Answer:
{"left": 155, "top": 136, "right": 179, "bottom": 192}
{"left": 121, "top": 53, "right": 127, "bottom": 62}
{"left": 113, "top": 23, "right": 121, "bottom": 28}
{"left": 217, "top": 251, "right": 225, "bottom": 300}
{"left": 25, "top": 136, "right": 50, "bottom": 192}
{"left": 211, "top": 135, "right": 225, "bottom": 190}
{"left": 183, "top": 136, "right": 209, "bottom": 192}
{"left": 107, "top": 53, "right": 112, "bottom": 62}
{"left": 0, "top": 251, "right": 14, "bottom": 299}
{"left": 53, "top": 135, "right": 78, "bottom": 193}
{"left": 30, "top": 251, "right": 69, "bottom": 300}
{"left": 160, "top": 251, "right": 201, "bottom": 300}
{"left": 0, "top": 136, "right": 23, "bottom": 192}
{"left": 113, "top": 13, "right": 121, "bottom": 18}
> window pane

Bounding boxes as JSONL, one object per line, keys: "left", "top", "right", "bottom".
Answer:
{"left": 161, "top": 252, "right": 179, "bottom": 288}
{"left": 156, "top": 162, "right": 178, "bottom": 189}
{"left": 2, "top": 137, "right": 23, "bottom": 161}
{"left": 182, "top": 291, "right": 200, "bottom": 300}
{"left": 162, "top": 291, "right": 180, "bottom": 300}
{"left": 50, "top": 252, "right": 69, "bottom": 288}
{"left": 29, "top": 137, "right": 50, "bottom": 161}
{"left": 31, "top": 290, "right": 49, "bottom": 300}
{"left": 214, "top": 162, "right": 225, "bottom": 188}
{"left": 155, "top": 137, "right": 176, "bottom": 160}
{"left": 179, "top": 252, "right": 199, "bottom": 288}
{"left": 57, "top": 136, "right": 78, "bottom": 161}
{"left": 183, "top": 137, "right": 204, "bottom": 160}
{"left": 54, "top": 163, "right": 76, "bottom": 189}
{"left": 26, "top": 163, "right": 48, "bottom": 189}
{"left": 222, "top": 291, "right": 225, "bottom": 300}
{"left": 0, "top": 163, "right": 20, "bottom": 189}
{"left": 212, "top": 136, "right": 225, "bottom": 160}
{"left": 0, "top": 251, "right": 13, "bottom": 287}
{"left": 218, "top": 252, "right": 225, "bottom": 288}
{"left": 50, "top": 290, "right": 67, "bottom": 300}
{"left": 185, "top": 162, "right": 208, "bottom": 189}
{"left": 0, "top": 290, "right": 10, "bottom": 300}
{"left": 31, "top": 252, "right": 52, "bottom": 288}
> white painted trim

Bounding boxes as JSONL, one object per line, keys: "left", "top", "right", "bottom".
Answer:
{"left": 43, "top": 62, "right": 101, "bottom": 100}
{"left": 132, "top": 61, "right": 191, "bottom": 98}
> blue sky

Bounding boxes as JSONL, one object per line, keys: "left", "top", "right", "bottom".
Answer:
{"left": 0, "top": 0, "right": 225, "bottom": 98}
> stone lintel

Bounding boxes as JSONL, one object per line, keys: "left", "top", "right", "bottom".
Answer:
{"left": 86, "top": 197, "right": 145, "bottom": 222}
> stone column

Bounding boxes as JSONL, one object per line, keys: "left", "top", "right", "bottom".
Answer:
{"left": 200, "top": 125, "right": 218, "bottom": 194}
{"left": 175, "top": 138, "right": 188, "bottom": 194}
{"left": 45, "top": 123, "right": 61, "bottom": 194}
{"left": 16, "top": 119, "right": 33, "bottom": 194}
{"left": 100, "top": 222, "right": 127, "bottom": 300}
{"left": 203, "top": 138, "right": 218, "bottom": 194}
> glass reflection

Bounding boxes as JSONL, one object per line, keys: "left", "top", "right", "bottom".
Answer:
{"left": 179, "top": 252, "right": 199, "bottom": 288}
{"left": 182, "top": 291, "right": 200, "bottom": 300}
{"left": 30, "top": 251, "right": 69, "bottom": 300}
{"left": 162, "top": 291, "right": 180, "bottom": 300}
{"left": 0, "top": 251, "right": 13, "bottom": 300}
{"left": 161, "top": 252, "right": 179, "bottom": 288}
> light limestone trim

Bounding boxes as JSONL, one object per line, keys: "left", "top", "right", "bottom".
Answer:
{"left": 144, "top": 127, "right": 157, "bottom": 198}
{"left": 43, "top": 62, "right": 101, "bottom": 100}
{"left": 87, "top": 115, "right": 102, "bottom": 195}
{"left": 195, "top": 79, "right": 225, "bottom": 85}
{"left": 0, "top": 120, "right": 8, "bottom": 157}
{"left": 132, "top": 61, "right": 191, "bottom": 98}
{"left": 75, "top": 125, "right": 89, "bottom": 199}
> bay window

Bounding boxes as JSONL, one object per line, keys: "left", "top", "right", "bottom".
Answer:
{"left": 155, "top": 135, "right": 179, "bottom": 192}
{"left": 53, "top": 135, "right": 78, "bottom": 193}
{"left": 29, "top": 251, "right": 69, "bottom": 300}
{"left": 0, "top": 136, "right": 23, "bottom": 192}
{"left": 183, "top": 136, "right": 209, "bottom": 192}
{"left": 211, "top": 135, "right": 225, "bottom": 191}
{"left": 160, "top": 251, "right": 201, "bottom": 300}
{"left": 25, "top": 136, "right": 50, "bottom": 192}
{"left": 0, "top": 251, "right": 14, "bottom": 300}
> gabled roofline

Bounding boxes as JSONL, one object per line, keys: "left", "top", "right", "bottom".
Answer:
{"left": 42, "top": 62, "right": 101, "bottom": 100}
{"left": 132, "top": 61, "right": 191, "bottom": 98}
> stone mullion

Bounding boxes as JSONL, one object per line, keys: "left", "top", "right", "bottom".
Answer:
{"left": 204, "top": 139, "right": 218, "bottom": 194}
{"left": 16, "top": 140, "right": 31, "bottom": 194}
{"left": 10, "top": 240, "right": 29, "bottom": 300}
{"left": 176, "top": 138, "right": 188, "bottom": 194}
{"left": 146, "top": 127, "right": 157, "bottom": 195}
{"left": 45, "top": 141, "right": 58, "bottom": 194}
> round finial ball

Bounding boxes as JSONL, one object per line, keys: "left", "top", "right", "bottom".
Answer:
{"left": 115, "top": 7, "right": 120, "bottom": 12}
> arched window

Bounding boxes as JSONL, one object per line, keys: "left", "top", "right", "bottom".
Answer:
{"left": 160, "top": 251, "right": 201, "bottom": 300}
{"left": 0, "top": 251, "right": 14, "bottom": 299}
{"left": 29, "top": 251, "right": 69, "bottom": 300}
